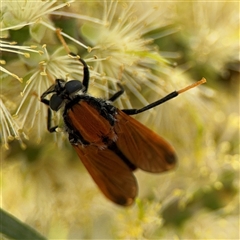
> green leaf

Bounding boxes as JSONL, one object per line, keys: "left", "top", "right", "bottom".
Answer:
{"left": 0, "top": 208, "right": 47, "bottom": 240}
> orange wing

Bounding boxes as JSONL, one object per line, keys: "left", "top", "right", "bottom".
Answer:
{"left": 114, "top": 110, "right": 177, "bottom": 173}
{"left": 73, "top": 144, "right": 138, "bottom": 206}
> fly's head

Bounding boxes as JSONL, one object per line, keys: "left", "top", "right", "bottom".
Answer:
{"left": 41, "top": 79, "right": 84, "bottom": 111}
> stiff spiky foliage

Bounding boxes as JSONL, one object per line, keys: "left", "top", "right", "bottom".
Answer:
{"left": 1, "top": 0, "right": 74, "bottom": 32}
{"left": 171, "top": 2, "right": 239, "bottom": 82}
{"left": 0, "top": 0, "right": 77, "bottom": 146}
{"left": 54, "top": 1, "right": 178, "bottom": 108}
{"left": 0, "top": 40, "right": 42, "bottom": 148}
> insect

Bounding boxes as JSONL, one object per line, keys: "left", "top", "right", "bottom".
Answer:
{"left": 41, "top": 52, "right": 206, "bottom": 206}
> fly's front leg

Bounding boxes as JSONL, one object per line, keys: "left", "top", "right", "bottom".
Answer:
{"left": 41, "top": 98, "right": 59, "bottom": 133}
{"left": 69, "top": 52, "right": 89, "bottom": 93}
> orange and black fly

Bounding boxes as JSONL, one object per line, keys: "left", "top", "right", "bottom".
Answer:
{"left": 41, "top": 33, "right": 206, "bottom": 206}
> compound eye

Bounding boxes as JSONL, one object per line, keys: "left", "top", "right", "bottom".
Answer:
{"left": 49, "top": 94, "right": 64, "bottom": 111}
{"left": 65, "top": 80, "right": 83, "bottom": 95}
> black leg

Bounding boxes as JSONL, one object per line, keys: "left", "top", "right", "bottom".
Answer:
{"left": 121, "top": 91, "right": 179, "bottom": 115}
{"left": 108, "top": 83, "right": 125, "bottom": 102}
{"left": 46, "top": 108, "right": 59, "bottom": 133}
{"left": 69, "top": 52, "right": 89, "bottom": 93}
{"left": 41, "top": 98, "right": 50, "bottom": 106}
{"left": 41, "top": 98, "right": 59, "bottom": 133}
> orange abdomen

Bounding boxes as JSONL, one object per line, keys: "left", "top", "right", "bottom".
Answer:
{"left": 66, "top": 101, "right": 117, "bottom": 148}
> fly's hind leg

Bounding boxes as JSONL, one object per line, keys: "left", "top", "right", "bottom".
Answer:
{"left": 121, "top": 78, "right": 207, "bottom": 116}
